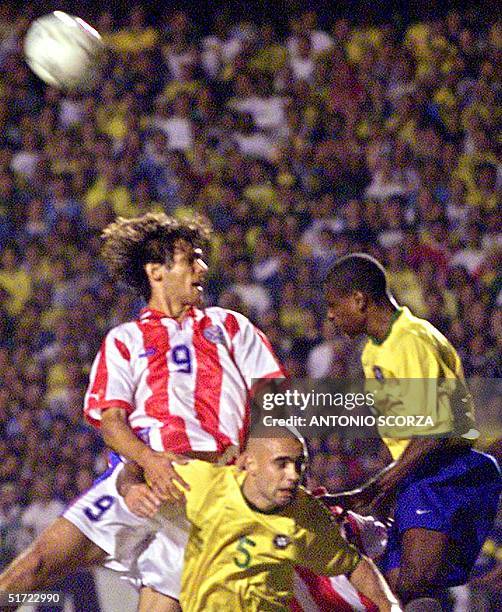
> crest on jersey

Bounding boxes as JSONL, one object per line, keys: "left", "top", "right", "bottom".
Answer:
{"left": 273, "top": 534, "right": 291, "bottom": 549}
{"left": 373, "top": 366, "right": 384, "bottom": 381}
{"left": 203, "top": 325, "right": 225, "bottom": 345}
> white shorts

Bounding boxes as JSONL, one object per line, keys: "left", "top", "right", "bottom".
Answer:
{"left": 63, "top": 462, "right": 189, "bottom": 599}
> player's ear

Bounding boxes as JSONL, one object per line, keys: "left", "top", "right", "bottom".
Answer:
{"left": 235, "top": 452, "right": 247, "bottom": 470}
{"left": 353, "top": 290, "right": 367, "bottom": 311}
{"left": 145, "top": 262, "right": 164, "bottom": 283}
{"left": 243, "top": 453, "right": 257, "bottom": 473}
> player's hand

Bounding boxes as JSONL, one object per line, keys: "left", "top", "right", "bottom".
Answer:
{"left": 141, "top": 450, "right": 190, "bottom": 502}
{"left": 124, "top": 483, "right": 162, "bottom": 518}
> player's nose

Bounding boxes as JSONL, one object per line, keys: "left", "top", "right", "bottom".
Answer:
{"left": 195, "top": 258, "right": 208, "bottom": 274}
{"left": 327, "top": 310, "right": 337, "bottom": 323}
{"left": 285, "top": 464, "right": 300, "bottom": 483}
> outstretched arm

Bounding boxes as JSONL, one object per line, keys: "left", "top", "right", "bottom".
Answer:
{"left": 352, "top": 437, "right": 470, "bottom": 517}
{"left": 322, "top": 436, "right": 471, "bottom": 519}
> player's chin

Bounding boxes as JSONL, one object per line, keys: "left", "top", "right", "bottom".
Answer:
{"left": 187, "top": 286, "right": 204, "bottom": 305}
{"left": 333, "top": 322, "right": 358, "bottom": 338}
{"left": 275, "top": 488, "right": 297, "bottom": 506}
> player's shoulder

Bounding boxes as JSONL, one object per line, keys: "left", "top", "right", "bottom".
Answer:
{"left": 175, "top": 459, "right": 231, "bottom": 485}
{"left": 393, "top": 308, "right": 455, "bottom": 354}
{"left": 362, "top": 307, "right": 445, "bottom": 353}
{"left": 104, "top": 320, "right": 143, "bottom": 343}
{"left": 202, "top": 307, "right": 252, "bottom": 330}
{"left": 289, "top": 487, "right": 339, "bottom": 531}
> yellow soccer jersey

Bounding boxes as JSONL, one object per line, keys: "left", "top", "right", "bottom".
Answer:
{"left": 173, "top": 461, "right": 361, "bottom": 612}
{"left": 361, "top": 306, "right": 477, "bottom": 460}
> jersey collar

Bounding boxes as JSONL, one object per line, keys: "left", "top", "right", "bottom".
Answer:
{"left": 139, "top": 306, "right": 199, "bottom": 322}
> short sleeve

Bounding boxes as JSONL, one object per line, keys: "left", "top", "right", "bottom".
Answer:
{"left": 375, "top": 335, "right": 441, "bottom": 419}
{"left": 224, "top": 311, "right": 285, "bottom": 390}
{"left": 84, "top": 328, "right": 135, "bottom": 427}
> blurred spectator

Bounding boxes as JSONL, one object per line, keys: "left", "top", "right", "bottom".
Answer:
{"left": 16, "top": 476, "right": 65, "bottom": 551}
{"left": 229, "top": 257, "right": 272, "bottom": 318}
{"left": 0, "top": 483, "right": 22, "bottom": 569}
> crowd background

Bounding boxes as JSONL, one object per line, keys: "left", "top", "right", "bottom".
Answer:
{"left": 0, "top": 2, "right": 500, "bottom": 608}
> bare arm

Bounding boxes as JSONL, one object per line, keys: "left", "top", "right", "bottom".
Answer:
{"left": 349, "top": 556, "right": 401, "bottom": 612}
{"left": 101, "top": 408, "right": 154, "bottom": 466}
{"left": 101, "top": 407, "right": 189, "bottom": 501}
{"left": 116, "top": 460, "right": 144, "bottom": 496}
{"left": 116, "top": 461, "right": 162, "bottom": 518}
{"left": 362, "top": 437, "right": 471, "bottom": 517}
{"left": 324, "top": 437, "right": 470, "bottom": 518}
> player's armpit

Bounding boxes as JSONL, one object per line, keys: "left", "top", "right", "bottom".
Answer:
{"left": 348, "top": 556, "right": 402, "bottom": 612}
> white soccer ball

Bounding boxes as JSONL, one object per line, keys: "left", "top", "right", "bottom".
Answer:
{"left": 24, "top": 11, "right": 104, "bottom": 91}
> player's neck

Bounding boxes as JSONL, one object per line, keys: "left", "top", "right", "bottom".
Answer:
{"left": 147, "top": 296, "right": 193, "bottom": 322}
{"left": 366, "top": 300, "right": 400, "bottom": 343}
{"left": 241, "top": 477, "right": 279, "bottom": 513}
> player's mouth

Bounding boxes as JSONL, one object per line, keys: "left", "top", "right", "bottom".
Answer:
{"left": 278, "top": 487, "right": 296, "bottom": 499}
{"left": 192, "top": 282, "right": 204, "bottom": 292}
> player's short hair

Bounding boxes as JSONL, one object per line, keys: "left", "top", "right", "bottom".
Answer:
{"left": 324, "top": 253, "right": 389, "bottom": 301}
{"left": 101, "top": 212, "right": 212, "bottom": 299}
{"left": 247, "top": 424, "right": 308, "bottom": 459}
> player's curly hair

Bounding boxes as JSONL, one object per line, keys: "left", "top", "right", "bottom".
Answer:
{"left": 101, "top": 212, "right": 212, "bottom": 299}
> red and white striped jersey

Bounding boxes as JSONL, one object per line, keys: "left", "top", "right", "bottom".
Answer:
{"left": 291, "top": 505, "right": 386, "bottom": 611}
{"left": 84, "top": 307, "right": 284, "bottom": 453}
{"left": 292, "top": 571, "right": 377, "bottom": 611}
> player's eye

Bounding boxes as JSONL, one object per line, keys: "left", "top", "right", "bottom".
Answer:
{"left": 295, "top": 458, "right": 305, "bottom": 474}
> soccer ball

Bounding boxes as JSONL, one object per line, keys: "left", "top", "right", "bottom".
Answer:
{"left": 24, "top": 11, "right": 104, "bottom": 91}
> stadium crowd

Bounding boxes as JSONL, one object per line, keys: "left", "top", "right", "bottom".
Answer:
{"left": 0, "top": 5, "right": 500, "bottom": 605}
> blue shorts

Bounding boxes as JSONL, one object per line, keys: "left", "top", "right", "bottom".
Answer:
{"left": 380, "top": 448, "right": 501, "bottom": 586}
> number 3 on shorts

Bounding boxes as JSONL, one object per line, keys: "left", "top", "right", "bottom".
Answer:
{"left": 84, "top": 495, "right": 115, "bottom": 522}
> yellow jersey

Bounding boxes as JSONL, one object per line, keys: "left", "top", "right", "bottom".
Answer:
{"left": 172, "top": 460, "right": 361, "bottom": 611}
{"left": 361, "top": 306, "right": 477, "bottom": 460}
